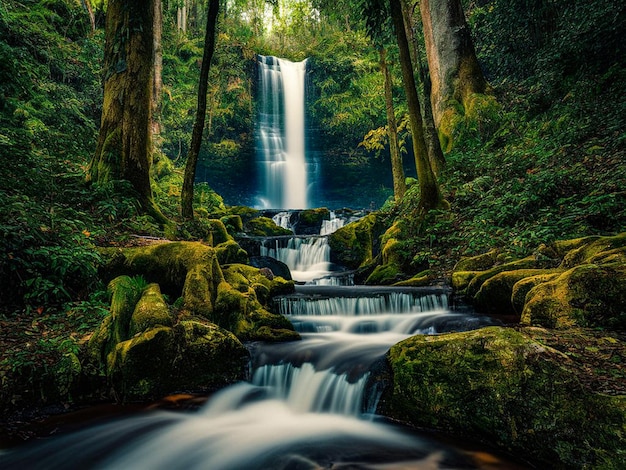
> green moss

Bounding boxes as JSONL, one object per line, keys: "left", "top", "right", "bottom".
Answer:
{"left": 220, "top": 214, "right": 244, "bottom": 234}
{"left": 299, "top": 208, "right": 330, "bottom": 225}
{"left": 365, "top": 263, "right": 402, "bottom": 285}
{"left": 522, "top": 264, "right": 626, "bottom": 329}
{"left": 393, "top": 271, "right": 431, "bottom": 287}
{"left": 182, "top": 265, "right": 214, "bottom": 319}
{"left": 511, "top": 273, "right": 561, "bottom": 314}
{"left": 215, "top": 239, "right": 248, "bottom": 265}
{"left": 464, "top": 256, "right": 543, "bottom": 298}
{"left": 454, "top": 249, "right": 499, "bottom": 272}
{"left": 561, "top": 233, "right": 626, "bottom": 268}
{"left": 107, "top": 326, "right": 177, "bottom": 400}
{"left": 329, "top": 213, "right": 386, "bottom": 269}
{"left": 245, "top": 217, "right": 292, "bottom": 236}
{"left": 386, "top": 327, "right": 626, "bottom": 468}
{"left": 474, "top": 268, "right": 560, "bottom": 316}
{"left": 129, "top": 283, "right": 173, "bottom": 336}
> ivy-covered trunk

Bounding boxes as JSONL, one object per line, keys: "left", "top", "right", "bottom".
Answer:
{"left": 89, "top": 0, "right": 166, "bottom": 224}
{"left": 389, "top": 0, "right": 442, "bottom": 213}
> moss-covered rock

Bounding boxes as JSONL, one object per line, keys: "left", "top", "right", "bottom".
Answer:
{"left": 453, "top": 249, "right": 499, "bottom": 272}
{"left": 462, "top": 255, "right": 543, "bottom": 297}
{"left": 219, "top": 264, "right": 299, "bottom": 341}
{"left": 522, "top": 264, "right": 626, "bottom": 329}
{"left": 473, "top": 269, "right": 560, "bottom": 316}
{"left": 129, "top": 283, "right": 173, "bottom": 336}
{"left": 454, "top": 234, "right": 626, "bottom": 328}
{"left": 392, "top": 271, "right": 431, "bottom": 287}
{"left": 220, "top": 214, "right": 244, "bottom": 234}
{"left": 365, "top": 263, "right": 403, "bottom": 285}
{"left": 294, "top": 208, "right": 330, "bottom": 235}
{"left": 329, "top": 213, "right": 386, "bottom": 269}
{"left": 245, "top": 216, "right": 292, "bottom": 236}
{"left": 106, "top": 319, "right": 249, "bottom": 401}
{"left": 384, "top": 326, "right": 626, "bottom": 468}
{"left": 215, "top": 239, "right": 248, "bottom": 265}
{"left": 510, "top": 272, "right": 561, "bottom": 314}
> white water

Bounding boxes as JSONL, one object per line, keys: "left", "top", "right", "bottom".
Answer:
{"left": 0, "top": 285, "right": 505, "bottom": 469}
{"left": 320, "top": 210, "right": 345, "bottom": 235}
{"left": 260, "top": 236, "right": 334, "bottom": 282}
{"left": 256, "top": 56, "right": 309, "bottom": 209}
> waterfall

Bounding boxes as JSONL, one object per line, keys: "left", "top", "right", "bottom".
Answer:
{"left": 260, "top": 236, "right": 336, "bottom": 283}
{"left": 256, "top": 55, "right": 309, "bottom": 210}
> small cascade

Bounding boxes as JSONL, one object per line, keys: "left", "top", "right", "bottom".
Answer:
{"left": 276, "top": 289, "right": 448, "bottom": 316}
{"left": 260, "top": 236, "right": 336, "bottom": 282}
{"left": 253, "top": 363, "right": 367, "bottom": 415}
{"left": 272, "top": 211, "right": 293, "bottom": 231}
{"left": 320, "top": 210, "right": 344, "bottom": 235}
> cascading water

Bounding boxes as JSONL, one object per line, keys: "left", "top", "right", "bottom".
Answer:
{"left": 256, "top": 55, "right": 310, "bottom": 210}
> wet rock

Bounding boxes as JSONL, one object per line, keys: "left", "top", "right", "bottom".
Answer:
{"left": 383, "top": 326, "right": 626, "bottom": 468}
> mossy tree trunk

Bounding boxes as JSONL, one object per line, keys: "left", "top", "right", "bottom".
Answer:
{"left": 379, "top": 46, "right": 406, "bottom": 203}
{"left": 401, "top": 0, "right": 445, "bottom": 177}
{"left": 389, "top": 0, "right": 442, "bottom": 213}
{"left": 152, "top": 0, "right": 163, "bottom": 138}
{"left": 181, "top": 0, "right": 220, "bottom": 220}
{"left": 89, "top": 0, "right": 168, "bottom": 225}
{"left": 420, "top": 0, "right": 490, "bottom": 140}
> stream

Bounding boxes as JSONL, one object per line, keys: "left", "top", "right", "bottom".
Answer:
{"left": 0, "top": 212, "right": 530, "bottom": 469}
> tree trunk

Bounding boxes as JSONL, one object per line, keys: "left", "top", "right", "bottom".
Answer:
{"left": 152, "top": 0, "right": 163, "bottom": 137}
{"left": 402, "top": 0, "right": 445, "bottom": 177}
{"left": 181, "top": 0, "right": 220, "bottom": 220}
{"left": 379, "top": 47, "right": 406, "bottom": 203}
{"left": 389, "top": 0, "right": 441, "bottom": 213}
{"left": 89, "top": 0, "right": 167, "bottom": 225}
{"left": 420, "top": 0, "right": 488, "bottom": 127}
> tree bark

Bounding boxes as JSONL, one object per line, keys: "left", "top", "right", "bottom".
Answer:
{"left": 420, "top": 0, "right": 487, "bottom": 127}
{"left": 89, "top": 0, "right": 167, "bottom": 225}
{"left": 181, "top": 0, "right": 220, "bottom": 220}
{"left": 379, "top": 47, "right": 406, "bottom": 203}
{"left": 402, "top": 0, "right": 445, "bottom": 176}
{"left": 152, "top": 0, "right": 163, "bottom": 137}
{"left": 389, "top": 0, "right": 441, "bottom": 213}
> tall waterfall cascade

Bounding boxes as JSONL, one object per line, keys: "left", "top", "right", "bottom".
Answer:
{"left": 256, "top": 55, "right": 312, "bottom": 210}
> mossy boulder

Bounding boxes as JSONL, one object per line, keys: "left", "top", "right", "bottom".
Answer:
{"left": 522, "top": 264, "right": 626, "bottom": 329}
{"left": 453, "top": 249, "right": 499, "bottom": 272}
{"left": 88, "top": 276, "right": 249, "bottom": 401}
{"left": 106, "top": 321, "right": 248, "bottom": 401}
{"left": 457, "top": 234, "right": 626, "bottom": 328}
{"left": 219, "top": 264, "right": 299, "bottom": 341}
{"left": 129, "top": 283, "right": 173, "bottom": 336}
{"left": 100, "top": 242, "right": 223, "bottom": 303}
{"left": 215, "top": 239, "right": 248, "bottom": 265}
{"left": 245, "top": 216, "right": 292, "bottom": 236}
{"left": 384, "top": 326, "right": 626, "bottom": 468}
{"left": 220, "top": 214, "right": 244, "bottom": 235}
{"left": 293, "top": 208, "right": 330, "bottom": 235}
{"left": 473, "top": 269, "right": 560, "bottom": 316}
{"left": 510, "top": 272, "right": 561, "bottom": 314}
{"left": 329, "top": 213, "right": 386, "bottom": 269}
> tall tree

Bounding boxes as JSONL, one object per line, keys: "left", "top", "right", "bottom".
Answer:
{"left": 181, "top": 0, "right": 220, "bottom": 220}
{"left": 153, "top": 0, "right": 163, "bottom": 137}
{"left": 419, "top": 0, "right": 493, "bottom": 150}
{"left": 379, "top": 46, "right": 406, "bottom": 202}
{"left": 389, "top": 0, "right": 442, "bottom": 212}
{"left": 89, "top": 0, "right": 168, "bottom": 224}
{"left": 402, "top": 0, "right": 444, "bottom": 176}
